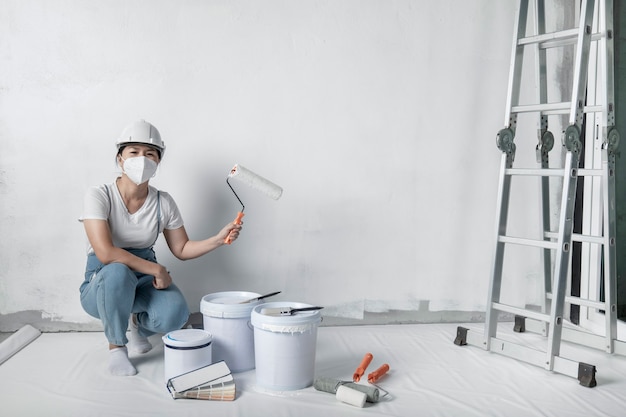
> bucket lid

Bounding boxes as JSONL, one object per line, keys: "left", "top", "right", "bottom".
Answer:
{"left": 162, "top": 329, "right": 212, "bottom": 348}
{"left": 251, "top": 302, "right": 322, "bottom": 333}
{"left": 200, "top": 291, "right": 262, "bottom": 318}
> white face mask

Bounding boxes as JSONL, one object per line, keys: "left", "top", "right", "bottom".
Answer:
{"left": 121, "top": 156, "right": 158, "bottom": 185}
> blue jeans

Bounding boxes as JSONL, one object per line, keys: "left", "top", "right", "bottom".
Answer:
{"left": 80, "top": 248, "right": 190, "bottom": 346}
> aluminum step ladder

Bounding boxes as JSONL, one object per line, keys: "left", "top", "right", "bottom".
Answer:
{"left": 454, "top": 0, "right": 622, "bottom": 387}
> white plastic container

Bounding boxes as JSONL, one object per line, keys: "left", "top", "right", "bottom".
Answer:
{"left": 201, "top": 291, "right": 261, "bottom": 373}
{"left": 251, "top": 302, "right": 322, "bottom": 391}
{"left": 162, "top": 329, "right": 212, "bottom": 384}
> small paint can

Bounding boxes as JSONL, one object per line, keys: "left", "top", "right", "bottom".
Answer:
{"left": 162, "top": 329, "right": 212, "bottom": 384}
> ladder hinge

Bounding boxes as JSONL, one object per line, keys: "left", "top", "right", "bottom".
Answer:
{"left": 563, "top": 125, "right": 582, "bottom": 153}
{"left": 496, "top": 128, "right": 516, "bottom": 161}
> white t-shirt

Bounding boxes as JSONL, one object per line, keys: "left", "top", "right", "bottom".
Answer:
{"left": 80, "top": 181, "right": 184, "bottom": 254}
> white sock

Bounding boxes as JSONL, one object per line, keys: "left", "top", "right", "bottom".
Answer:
{"left": 109, "top": 347, "right": 137, "bottom": 376}
{"left": 128, "top": 314, "right": 153, "bottom": 354}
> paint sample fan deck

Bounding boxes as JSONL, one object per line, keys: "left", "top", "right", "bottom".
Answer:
{"left": 166, "top": 360, "right": 235, "bottom": 401}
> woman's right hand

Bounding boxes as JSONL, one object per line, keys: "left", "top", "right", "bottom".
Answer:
{"left": 220, "top": 220, "right": 243, "bottom": 244}
{"left": 153, "top": 264, "right": 172, "bottom": 289}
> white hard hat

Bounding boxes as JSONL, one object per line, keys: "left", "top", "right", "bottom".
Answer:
{"left": 116, "top": 120, "right": 166, "bottom": 157}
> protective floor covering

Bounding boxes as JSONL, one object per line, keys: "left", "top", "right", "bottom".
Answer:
{"left": 1, "top": 323, "right": 625, "bottom": 417}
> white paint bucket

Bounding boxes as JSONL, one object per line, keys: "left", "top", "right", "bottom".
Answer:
{"left": 251, "top": 302, "right": 322, "bottom": 391}
{"left": 162, "top": 329, "right": 212, "bottom": 383}
{"left": 200, "top": 291, "right": 261, "bottom": 373}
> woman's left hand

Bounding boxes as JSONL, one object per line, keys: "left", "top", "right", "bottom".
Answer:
{"left": 153, "top": 264, "right": 173, "bottom": 289}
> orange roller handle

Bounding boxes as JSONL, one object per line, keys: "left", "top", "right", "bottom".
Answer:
{"left": 352, "top": 353, "right": 373, "bottom": 382}
{"left": 224, "top": 211, "right": 244, "bottom": 244}
{"left": 367, "top": 363, "right": 390, "bottom": 384}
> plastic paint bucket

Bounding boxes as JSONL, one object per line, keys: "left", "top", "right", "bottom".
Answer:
{"left": 162, "top": 329, "right": 212, "bottom": 383}
{"left": 251, "top": 302, "right": 322, "bottom": 391}
{"left": 201, "top": 291, "right": 261, "bottom": 373}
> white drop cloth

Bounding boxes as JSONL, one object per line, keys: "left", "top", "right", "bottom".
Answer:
{"left": 0, "top": 323, "right": 624, "bottom": 417}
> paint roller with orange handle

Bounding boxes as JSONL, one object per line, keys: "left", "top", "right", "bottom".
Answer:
{"left": 353, "top": 353, "right": 373, "bottom": 382}
{"left": 367, "top": 363, "right": 390, "bottom": 384}
{"left": 224, "top": 164, "right": 283, "bottom": 244}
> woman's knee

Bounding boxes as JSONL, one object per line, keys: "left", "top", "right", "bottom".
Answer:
{"left": 164, "top": 303, "right": 190, "bottom": 332}
{"left": 151, "top": 301, "right": 189, "bottom": 333}
{"left": 100, "top": 263, "right": 136, "bottom": 293}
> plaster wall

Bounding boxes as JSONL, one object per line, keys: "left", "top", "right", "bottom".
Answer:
{"left": 0, "top": 0, "right": 571, "bottom": 331}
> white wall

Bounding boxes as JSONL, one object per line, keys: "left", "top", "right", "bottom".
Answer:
{"left": 0, "top": 0, "right": 523, "bottom": 331}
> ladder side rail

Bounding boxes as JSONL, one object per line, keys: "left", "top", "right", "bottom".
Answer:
{"left": 534, "top": 0, "right": 553, "bottom": 320}
{"left": 569, "top": 0, "right": 597, "bottom": 127}
{"left": 602, "top": 0, "right": 616, "bottom": 128}
{"left": 485, "top": 153, "right": 513, "bottom": 350}
{"left": 503, "top": 0, "right": 530, "bottom": 128}
{"left": 545, "top": 151, "right": 579, "bottom": 368}
{"left": 550, "top": 0, "right": 596, "bottom": 356}
{"left": 601, "top": 150, "right": 618, "bottom": 351}
{"left": 579, "top": 30, "right": 601, "bottom": 332}
{"left": 600, "top": 0, "right": 618, "bottom": 351}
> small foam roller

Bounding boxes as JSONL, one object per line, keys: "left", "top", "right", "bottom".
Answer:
{"left": 336, "top": 385, "right": 367, "bottom": 408}
{"left": 228, "top": 164, "right": 283, "bottom": 200}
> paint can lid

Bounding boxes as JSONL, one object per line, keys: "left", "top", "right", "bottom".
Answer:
{"left": 201, "top": 291, "right": 262, "bottom": 318}
{"left": 251, "top": 302, "right": 322, "bottom": 333}
{"left": 162, "top": 329, "right": 212, "bottom": 348}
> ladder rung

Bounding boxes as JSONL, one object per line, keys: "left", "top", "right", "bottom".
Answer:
{"left": 491, "top": 302, "right": 550, "bottom": 323}
{"left": 561, "top": 327, "right": 609, "bottom": 351}
{"left": 544, "top": 231, "right": 605, "bottom": 245}
{"left": 505, "top": 168, "right": 565, "bottom": 177}
{"left": 505, "top": 168, "right": 602, "bottom": 177}
{"left": 564, "top": 295, "right": 606, "bottom": 310}
{"left": 518, "top": 28, "right": 578, "bottom": 46}
{"left": 577, "top": 168, "right": 604, "bottom": 176}
{"left": 546, "top": 292, "right": 607, "bottom": 310}
{"left": 490, "top": 336, "right": 585, "bottom": 380}
{"left": 511, "top": 103, "right": 604, "bottom": 115}
{"left": 512, "top": 102, "right": 569, "bottom": 114}
{"left": 518, "top": 29, "right": 606, "bottom": 48}
{"left": 498, "top": 235, "right": 559, "bottom": 250}
{"left": 523, "top": 318, "right": 609, "bottom": 352}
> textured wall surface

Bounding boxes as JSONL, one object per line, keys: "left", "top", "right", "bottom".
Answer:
{"left": 0, "top": 0, "right": 527, "bottom": 331}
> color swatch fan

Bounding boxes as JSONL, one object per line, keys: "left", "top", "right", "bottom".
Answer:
{"left": 166, "top": 361, "right": 235, "bottom": 401}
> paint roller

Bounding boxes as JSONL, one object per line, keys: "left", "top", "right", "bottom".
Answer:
{"left": 313, "top": 378, "right": 381, "bottom": 404}
{"left": 314, "top": 353, "right": 390, "bottom": 407}
{"left": 224, "top": 164, "right": 283, "bottom": 244}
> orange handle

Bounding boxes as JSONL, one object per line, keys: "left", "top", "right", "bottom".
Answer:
{"left": 352, "top": 353, "right": 373, "bottom": 382}
{"left": 367, "top": 363, "right": 389, "bottom": 384}
{"left": 224, "top": 212, "right": 244, "bottom": 244}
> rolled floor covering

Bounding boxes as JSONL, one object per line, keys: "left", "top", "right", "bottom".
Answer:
{"left": 0, "top": 324, "right": 41, "bottom": 365}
